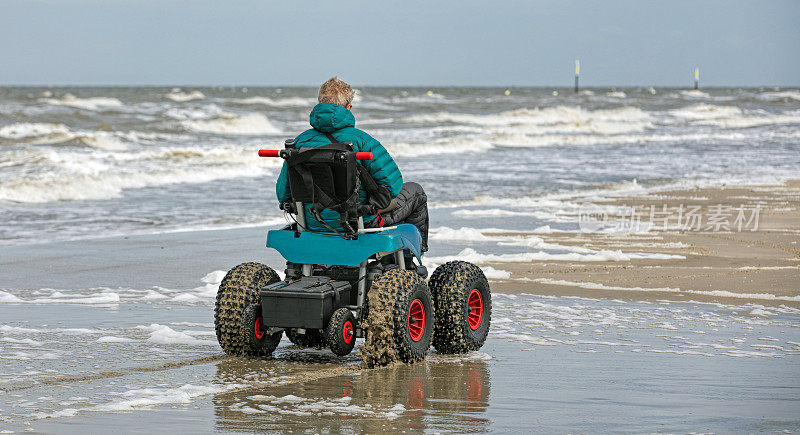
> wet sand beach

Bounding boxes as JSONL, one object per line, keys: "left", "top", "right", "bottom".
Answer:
{"left": 486, "top": 181, "right": 800, "bottom": 307}
{"left": 1, "top": 182, "right": 799, "bottom": 433}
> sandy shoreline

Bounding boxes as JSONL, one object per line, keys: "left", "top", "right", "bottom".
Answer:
{"left": 2, "top": 181, "right": 797, "bottom": 307}
{"left": 486, "top": 180, "right": 800, "bottom": 307}
{"left": 1, "top": 181, "right": 799, "bottom": 433}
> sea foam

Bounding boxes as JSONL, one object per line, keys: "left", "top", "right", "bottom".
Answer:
{"left": 165, "top": 89, "right": 205, "bottom": 102}
{"left": 182, "top": 113, "right": 281, "bottom": 135}
{"left": 0, "top": 145, "right": 281, "bottom": 203}
{"left": 425, "top": 247, "right": 684, "bottom": 265}
{"left": 229, "top": 96, "right": 315, "bottom": 107}
{"left": 40, "top": 93, "right": 123, "bottom": 111}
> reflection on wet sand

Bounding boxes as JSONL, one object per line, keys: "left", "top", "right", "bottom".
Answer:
{"left": 212, "top": 349, "right": 491, "bottom": 433}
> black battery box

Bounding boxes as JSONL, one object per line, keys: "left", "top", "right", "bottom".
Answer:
{"left": 260, "top": 276, "right": 351, "bottom": 329}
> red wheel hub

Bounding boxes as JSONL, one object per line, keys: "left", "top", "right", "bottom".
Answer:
{"left": 342, "top": 320, "right": 354, "bottom": 344}
{"left": 408, "top": 298, "right": 425, "bottom": 342}
{"left": 467, "top": 288, "right": 483, "bottom": 330}
{"left": 254, "top": 315, "right": 264, "bottom": 340}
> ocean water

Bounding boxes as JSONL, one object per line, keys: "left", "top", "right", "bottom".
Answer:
{"left": 1, "top": 85, "right": 799, "bottom": 432}
{"left": 1, "top": 86, "right": 799, "bottom": 246}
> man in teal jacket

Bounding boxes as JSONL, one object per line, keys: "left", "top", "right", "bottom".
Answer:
{"left": 276, "top": 77, "right": 429, "bottom": 251}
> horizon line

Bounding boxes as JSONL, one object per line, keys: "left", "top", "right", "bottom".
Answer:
{"left": 0, "top": 84, "right": 796, "bottom": 89}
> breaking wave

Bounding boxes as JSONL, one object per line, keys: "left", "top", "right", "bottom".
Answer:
{"left": 679, "top": 90, "right": 710, "bottom": 98}
{"left": 388, "top": 91, "right": 450, "bottom": 104}
{"left": 165, "top": 89, "right": 206, "bottom": 102}
{"left": 0, "top": 122, "right": 129, "bottom": 150}
{"left": 182, "top": 113, "right": 282, "bottom": 135}
{"left": 0, "top": 122, "right": 157, "bottom": 150}
{"left": 400, "top": 106, "right": 651, "bottom": 130}
{"left": 39, "top": 93, "right": 123, "bottom": 111}
{"left": 2, "top": 87, "right": 798, "bottom": 244}
{"left": 0, "top": 145, "right": 282, "bottom": 203}
{"left": 0, "top": 122, "right": 72, "bottom": 144}
{"left": 758, "top": 90, "right": 800, "bottom": 102}
{"left": 668, "top": 103, "right": 800, "bottom": 128}
{"left": 383, "top": 129, "right": 798, "bottom": 155}
{"left": 385, "top": 137, "right": 494, "bottom": 156}
{"left": 668, "top": 103, "right": 743, "bottom": 121}
{"left": 229, "top": 96, "right": 315, "bottom": 107}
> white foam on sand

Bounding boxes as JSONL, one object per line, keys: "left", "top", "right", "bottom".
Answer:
{"left": 1, "top": 337, "right": 44, "bottom": 346}
{"left": 182, "top": 113, "right": 281, "bottom": 135}
{"left": 496, "top": 235, "right": 657, "bottom": 257}
{"left": 738, "top": 266, "right": 800, "bottom": 271}
{"left": 0, "top": 325, "right": 47, "bottom": 334}
{"left": 480, "top": 266, "right": 511, "bottom": 280}
{"left": 137, "top": 324, "right": 217, "bottom": 346}
{"left": 233, "top": 394, "right": 406, "bottom": 419}
{"left": 0, "top": 324, "right": 104, "bottom": 335}
{"left": 533, "top": 278, "right": 800, "bottom": 302}
{"left": 40, "top": 93, "right": 123, "bottom": 111}
{"left": 429, "top": 226, "right": 537, "bottom": 242}
{"left": 425, "top": 247, "right": 683, "bottom": 265}
{"left": 31, "top": 383, "right": 242, "bottom": 418}
{"left": 432, "top": 190, "right": 596, "bottom": 212}
{"left": 2, "top": 287, "right": 163, "bottom": 306}
{"left": 534, "top": 278, "right": 681, "bottom": 293}
{"left": 451, "top": 208, "right": 570, "bottom": 220}
{"left": 96, "top": 384, "right": 228, "bottom": 411}
{"left": 429, "top": 351, "right": 493, "bottom": 363}
{"left": 1, "top": 269, "right": 247, "bottom": 310}
{"left": 167, "top": 270, "right": 226, "bottom": 303}
{"left": 0, "top": 289, "right": 120, "bottom": 305}
{"left": 531, "top": 225, "right": 567, "bottom": 234}
{"left": 488, "top": 293, "right": 800, "bottom": 358}
{"left": 96, "top": 336, "right": 134, "bottom": 343}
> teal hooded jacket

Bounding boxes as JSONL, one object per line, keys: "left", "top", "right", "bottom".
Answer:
{"left": 276, "top": 103, "right": 403, "bottom": 231}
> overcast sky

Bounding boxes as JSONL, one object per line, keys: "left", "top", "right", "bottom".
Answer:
{"left": 2, "top": 0, "right": 798, "bottom": 87}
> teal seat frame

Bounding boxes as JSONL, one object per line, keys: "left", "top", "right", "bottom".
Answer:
{"left": 266, "top": 223, "right": 422, "bottom": 266}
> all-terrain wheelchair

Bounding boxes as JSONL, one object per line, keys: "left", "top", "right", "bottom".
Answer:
{"left": 213, "top": 138, "right": 491, "bottom": 366}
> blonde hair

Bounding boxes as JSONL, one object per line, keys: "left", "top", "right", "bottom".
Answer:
{"left": 318, "top": 76, "right": 354, "bottom": 107}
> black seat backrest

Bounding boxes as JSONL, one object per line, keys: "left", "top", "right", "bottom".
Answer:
{"left": 285, "top": 142, "right": 359, "bottom": 205}
{"left": 284, "top": 142, "right": 365, "bottom": 237}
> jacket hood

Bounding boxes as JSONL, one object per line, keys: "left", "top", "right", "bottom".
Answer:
{"left": 309, "top": 103, "right": 355, "bottom": 132}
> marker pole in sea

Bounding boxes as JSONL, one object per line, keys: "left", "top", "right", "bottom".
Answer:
{"left": 694, "top": 68, "right": 699, "bottom": 90}
{"left": 574, "top": 59, "right": 580, "bottom": 93}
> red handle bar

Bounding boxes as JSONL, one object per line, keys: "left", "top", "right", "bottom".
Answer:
{"left": 355, "top": 152, "right": 373, "bottom": 160}
{"left": 257, "top": 150, "right": 373, "bottom": 160}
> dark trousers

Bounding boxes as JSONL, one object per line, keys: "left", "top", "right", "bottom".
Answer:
{"left": 366, "top": 182, "right": 429, "bottom": 252}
